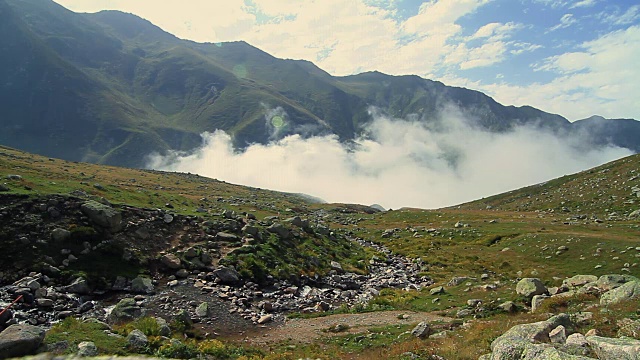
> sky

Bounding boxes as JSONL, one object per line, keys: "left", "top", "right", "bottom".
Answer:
{"left": 51, "top": 0, "right": 640, "bottom": 121}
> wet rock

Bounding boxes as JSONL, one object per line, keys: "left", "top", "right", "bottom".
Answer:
{"left": 60, "top": 277, "right": 90, "bottom": 295}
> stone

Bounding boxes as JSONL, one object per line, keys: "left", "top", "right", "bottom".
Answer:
{"left": 516, "top": 278, "right": 547, "bottom": 298}
{"left": 77, "top": 341, "right": 98, "bottom": 357}
{"left": 214, "top": 266, "right": 241, "bottom": 284}
{"left": 600, "top": 280, "right": 640, "bottom": 306}
{"left": 60, "top": 277, "right": 91, "bottom": 295}
{"left": 447, "top": 276, "right": 470, "bottom": 287}
{"left": 0, "top": 184, "right": 9, "bottom": 192}
{"left": 51, "top": 228, "right": 71, "bottom": 242}
{"left": 266, "top": 223, "right": 290, "bottom": 239}
{"left": 596, "top": 274, "right": 639, "bottom": 291}
{"left": 195, "top": 302, "right": 209, "bottom": 318}
{"left": 175, "top": 269, "right": 189, "bottom": 278}
{"left": 566, "top": 333, "right": 589, "bottom": 347}
{"left": 531, "top": 294, "right": 549, "bottom": 312}
{"left": 156, "top": 317, "right": 171, "bottom": 337}
{"left": 330, "top": 261, "right": 343, "bottom": 272}
{"left": 257, "top": 314, "right": 272, "bottom": 324}
{"left": 563, "top": 275, "right": 597, "bottom": 288}
{"left": 107, "top": 298, "right": 144, "bottom": 324}
{"left": 126, "top": 329, "right": 148, "bottom": 349}
{"left": 80, "top": 201, "right": 122, "bottom": 232}
{"left": 131, "top": 276, "right": 154, "bottom": 294}
{"left": 549, "top": 325, "right": 566, "bottom": 344}
{"left": 499, "top": 301, "right": 517, "bottom": 313}
{"left": 160, "top": 253, "right": 182, "bottom": 269}
{"left": 0, "top": 324, "right": 45, "bottom": 359}
{"left": 586, "top": 335, "right": 640, "bottom": 360}
{"left": 411, "top": 322, "right": 431, "bottom": 338}
{"left": 242, "top": 225, "right": 259, "bottom": 237}
{"left": 617, "top": 318, "right": 640, "bottom": 338}
{"left": 430, "top": 286, "right": 445, "bottom": 295}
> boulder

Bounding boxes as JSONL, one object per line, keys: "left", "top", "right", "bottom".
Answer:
{"left": 80, "top": 201, "right": 122, "bottom": 232}
{"left": 60, "top": 277, "right": 91, "bottom": 295}
{"left": 0, "top": 324, "right": 45, "bottom": 359}
{"left": 586, "top": 336, "right": 640, "bottom": 360}
{"left": 516, "top": 278, "right": 547, "bottom": 298}
{"left": 77, "top": 341, "right": 98, "bottom": 357}
{"left": 549, "top": 325, "right": 566, "bottom": 344}
{"left": 596, "top": 274, "right": 638, "bottom": 292}
{"left": 489, "top": 314, "right": 572, "bottom": 359}
{"left": 195, "top": 302, "right": 209, "bottom": 318}
{"left": 600, "top": 280, "right": 640, "bottom": 306}
{"left": 563, "top": 275, "right": 597, "bottom": 288}
{"left": 214, "top": 266, "right": 241, "bottom": 284}
{"left": 50, "top": 228, "right": 71, "bottom": 242}
{"left": 107, "top": 298, "right": 144, "bottom": 324}
{"left": 411, "top": 322, "right": 431, "bottom": 338}
{"left": 160, "top": 253, "right": 182, "bottom": 269}
{"left": 531, "top": 295, "right": 549, "bottom": 313}
{"left": 266, "top": 223, "right": 290, "bottom": 239}
{"left": 131, "top": 276, "right": 154, "bottom": 294}
{"left": 126, "top": 329, "right": 148, "bottom": 350}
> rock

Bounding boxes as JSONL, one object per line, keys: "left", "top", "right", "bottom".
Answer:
{"left": 163, "top": 214, "right": 174, "bottom": 223}
{"left": 629, "top": 209, "right": 640, "bottom": 219}
{"left": 596, "top": 274, "right": 638, "bottom": 291}
{"left": 549, "top": 325, "right": 566, "bottom": 344}
{"left": 266, "top": 223, "right": 290, "bottom": 239}
{"left": 214, "top": 266, "right": 241, "bottom": 284}
{"left": 242, "top": 225, "right": 259, "bottom": 237}
{"left": 489, "top": 313, "right": 573, "bottom": 359}
{"left": 126, "top": 329, "right": 148, "bottom": 350}
{"left": 257, "top": 314, "right": 272, "bottom": 324}
{"left": 285, "top": 216, "right": 308, "bottom": 228}
{"left": 80, "top": 201, "right": 122, "bottom": 232}
{"left": 160, "top": 253, "right": 182, "bottom": 269}
{"left": 60, "top": 277, "right": 91, "bottom": 295}
{"left": 0, "top": 184, "right": 9, "bottom": 192}
{"left": 430, "top": 286, "right": 445, "bottom": 295}
{"left": 566, "top": 333, "right": 589, "bottom": 347}
{"left": 563, "top": 275, "right": 597, "bottom": 288}
{"left": 35, "top": 299, "right": 53, "bottom": 308}
{"left": 107, "top": 298, "right": 144, "bottom": 324}
{"left": 77, "top": 341, "right": 98, "bottom": 357}
{"left": 531, "top": 294, "right": 549, "bottom": 312}
{"left": 330, "top": 261, "right": 343, "bottom": 272}
{"left": 617, "top": 318, "right": 640, "bottom": 338}
{"left": 175, "top": 269, "right": 189, "bottom": 278}
{"left": 50, "top": 228, "right": 71, "bottom": 242}
{"left": 586, "top": 336, "right": 640, "bottom": 360}
{"left": 516, "top": 278, "right": 547, "bottom": 298}
{"left": 155, "top": 317, "right": 171, "bottom": 337}
{"left": 600, "top": 280, "right": 640, "bottom": 306}
{"left": 499, "top": 301, "right": 517, "bottom": 313}
{"left": 447, "top": 276, "right": 470, "bottom": 287}
{"left": 131, "top": 276, "right": 154, "bottom": 294}
{"left": 174, "top": 310, "right": 192, "bottom": 327}
{"left": 0, "top": 324, "right": 45, "bottom": 359}
{"left": 411, "top": 322, "right": 431, "bottom": 338}
{"left": 195, "top": 302, "right": 209, "bottom": 318}
{"left": 216, "top": 232, "right": 239, "bottom": 242}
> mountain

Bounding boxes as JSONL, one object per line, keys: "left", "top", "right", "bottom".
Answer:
{"left": 1, "top": 0, "right": 639, "bottom": 168}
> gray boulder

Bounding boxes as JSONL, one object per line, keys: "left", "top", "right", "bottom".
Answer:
{"left": 126, "top": 329, "right": 148, "bottom": 350}
{"left": 516, "top": 278, "right": 547, "bottom": 298}
{"left": 411, "top": 322, "right": 431, "bottom": 338}
{"left": 195, "top": 302, "right": 209, "bottom": 318}
{"left": 60, "top": 277, "right": 91, "bottom": 295}
{"left": 586, "top": 336, "right": 640, "bottom": 360}
{"left": 107, "top": 298, "right": 144, "bottom": 324}
{"left": 596, "top": 275, "right": 639, "bottom": 292}
{"left": 563, "top": 275, "right": 597, "bottom": 288}
{"left": 214, "top": 266, "right": 241, "bottom": 284}
{"left": 160, "top": 253, "right": 182, "bottom": 269}
{"left": 51, "top": 228, "right": 71, "bottom": 242}
{"left": 77, "top": 341, "right": 98, "bottom": 357}
{"left": 80, "top": 201, "right": 122, "bottom": 232}
{"left": 267, "top": 223, "right": 291, "bottom": 239}
{"left": 600, "top": 280, "right": 640, "bottom": 306}
{"left": 131, "top": 276, "right": 154, "bottom": 294}
{"left": 0, "top": 324, "right": 45, "bottom": 359}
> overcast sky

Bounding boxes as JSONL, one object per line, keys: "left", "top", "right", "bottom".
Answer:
{"left": 51, "top": 0, "right": 639, "bottom": 122}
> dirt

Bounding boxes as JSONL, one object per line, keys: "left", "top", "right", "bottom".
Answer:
{"left": 238, "top": 310, "right": 453, "bottom": 345}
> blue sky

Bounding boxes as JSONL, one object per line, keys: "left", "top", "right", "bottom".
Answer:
{"left": 53, "top": 0, "right": 640, "bottom": 121}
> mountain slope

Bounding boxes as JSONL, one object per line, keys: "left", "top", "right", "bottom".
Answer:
{"left": 2, "top": 0, "right": 639, "bottom": 167}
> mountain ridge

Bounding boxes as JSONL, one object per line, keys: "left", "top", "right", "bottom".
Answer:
{"left": 1, "top": 0, "right": 639, "bottom": 167}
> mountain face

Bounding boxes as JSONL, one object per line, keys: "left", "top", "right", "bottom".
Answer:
{"left": 1, "top": 0, "right": 639, "bottom": 167}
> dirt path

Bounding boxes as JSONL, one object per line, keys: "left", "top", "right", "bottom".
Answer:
{"left": 242, "top": 310, "right": 453, "bottom": 345}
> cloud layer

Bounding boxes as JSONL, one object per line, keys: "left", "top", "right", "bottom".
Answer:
{"left": 148, "top": 107, "right": 631, "bottom": 209}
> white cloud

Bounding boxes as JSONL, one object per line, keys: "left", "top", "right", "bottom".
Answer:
{"left": 570, "top": 0, "right": 597, "bottom": 9}
{"left": 601, "top": 5, "right": 640, "bottom": 26}
{"left": 148, "top": 106, "right": 631, "bottom": 209}
{"left": 547, "top": 13, "right": 577, "bottom": 32}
